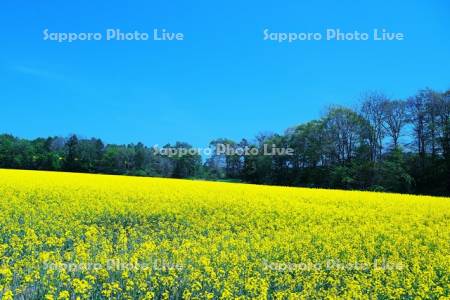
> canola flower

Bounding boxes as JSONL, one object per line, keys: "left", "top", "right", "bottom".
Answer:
{"left": 0, "top": 169, "right": 449, "bottom": 299}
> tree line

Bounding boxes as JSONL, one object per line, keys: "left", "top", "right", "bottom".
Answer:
{"left": 1, "top": 88, "right": 449, "bottom": 196}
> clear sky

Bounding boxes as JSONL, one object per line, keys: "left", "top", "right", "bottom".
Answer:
{"left": 0, "top": 0, "right": 449, "bottom": 147}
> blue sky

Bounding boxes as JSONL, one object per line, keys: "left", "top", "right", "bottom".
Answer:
{"left": 0, "top": 0, "right": 449, "bottom": 147}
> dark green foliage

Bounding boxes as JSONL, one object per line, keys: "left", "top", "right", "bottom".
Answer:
{"left": 0, "top": 134, "right": 203, "bottom": 180}
{"left": 378, "top": 148, "right": 414, "bottom": 193}
{"left": 0, "top": 88, "right": 448, "bottom": 196}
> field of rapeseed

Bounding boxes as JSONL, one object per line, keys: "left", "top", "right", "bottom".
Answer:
{"left": 0, "top": 169, "right": 449, "bottom": 299}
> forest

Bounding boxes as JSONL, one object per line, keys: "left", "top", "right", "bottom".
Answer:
{"left": 1, "top": 88, "right": 449, "bottom": 196}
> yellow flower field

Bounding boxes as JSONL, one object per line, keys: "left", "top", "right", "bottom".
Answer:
{"left": 0, "top": 169, "right": 449, "bottom": 299}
